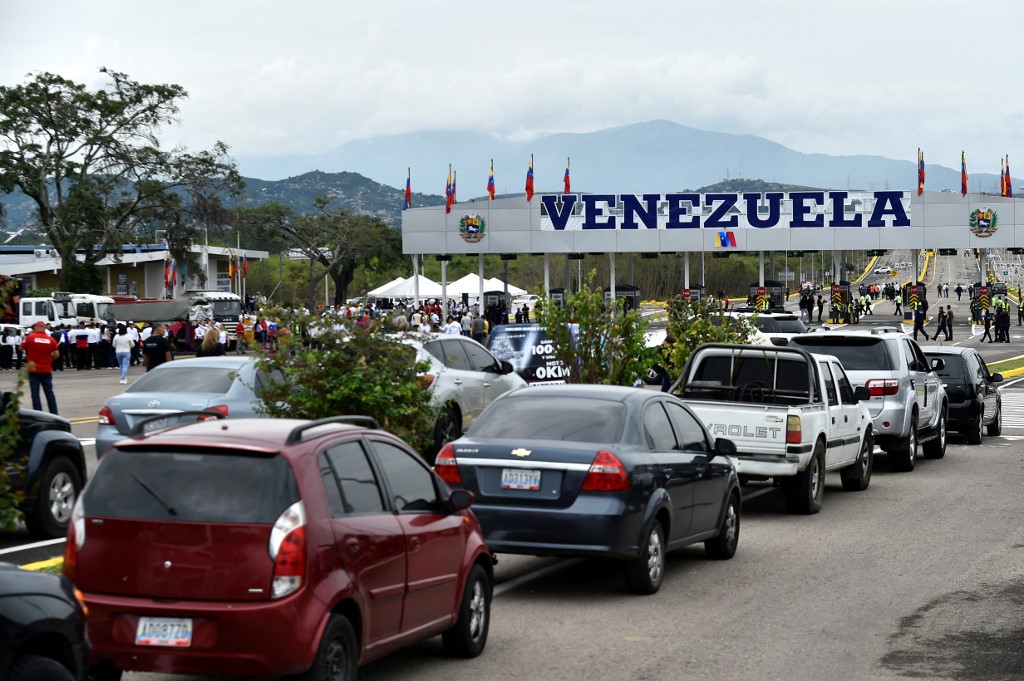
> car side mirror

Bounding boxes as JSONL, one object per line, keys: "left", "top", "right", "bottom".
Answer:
{"left": 499, "top": 360, "right": 515, "bottom": 374}
{"left": 992, "top": 373, "right": 1003, "bottom": 383}
{"left": 713, "top": 437, "right": 737, "bottom": 457}
{"left": 854, "top": 386, "right": 871, "bottom": 402}
{"left": 929, "top": 357, "right": 944, "bottom": 372}
{"left": 447, "top": 489, "right": 474, "bottom": 513}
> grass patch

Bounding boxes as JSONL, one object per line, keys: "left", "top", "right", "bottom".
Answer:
{"left": 987, "top": 355, "right": 1024, "bottom": 374}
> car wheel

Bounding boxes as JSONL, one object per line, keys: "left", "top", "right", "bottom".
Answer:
{"left": 24, "top": 456, "right": 82, "bottom": 539}
{"left": 425, "top": 405, "right": 460, "bottom": 465}
{"left": 86, "top": 662, "right": 123, "bottom": 681}
{"left": 965, "top": 411, "right": 984, "bottom": 445}
{"left": 442, "top": 564, "right": 492, "bottom": 658}
{"left": 923, "top": 410, "right": 947, "bottom": 459}
{"left": 9, "top": 655, "right": 76, "bottom": 681}
{"left": 704, "top": 493, "right": 740, "bottom": 560}
{"left": 783, "top": 444, "right": 824, "bottom": 514}
{"left": 624, "top": 520, "right": 666, "bottom": 595}
{"left": 987, "top": 402, "right": 1002, "bottom": 436}
{"left": 295, "top": 615, "right": 357, "bottom": 681}
{"left": 840, "top": 432, "right": 874, "bottom": 491}
{"left": 889, "top": 414, "right": 918, "bottom": 472}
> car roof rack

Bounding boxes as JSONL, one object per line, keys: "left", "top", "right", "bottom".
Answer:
{"left": 129, "top": 410, "right": 228, "bottom": 437}
{"left": 869, "top": 326, "right": 902, "bottom": 334}
{"left": 285, "top": 415, "right": 381, "bottom": 445}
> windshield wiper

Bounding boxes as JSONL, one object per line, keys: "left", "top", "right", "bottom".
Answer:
{"left": 130, "top": 473, "right": 178, "bottom": 516}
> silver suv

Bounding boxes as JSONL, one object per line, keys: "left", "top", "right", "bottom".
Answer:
{"left": 787, "top": 329, "right": 947, "bottom": 471}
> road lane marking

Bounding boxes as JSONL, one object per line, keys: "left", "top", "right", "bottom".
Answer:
{"left": 493, "top": 558, "right": 585, "bottom": 596}
{"left": 22, "top": 556, "right": 63, "bottom": 571}
{"left": 0, "top": 537, "right": 65, "bottom": 556}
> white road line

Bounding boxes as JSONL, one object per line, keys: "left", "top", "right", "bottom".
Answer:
{"left": 0, "top": 537, "right": 65, "bottom": 556}
{"left": 998, "top": 391, "right": 1024, "bottom": 429}
{"left": 493, "top": 558, "right": 585, "bottom": 596}
{"left": 79, "top": 438, "right": 96, "bottom": 446}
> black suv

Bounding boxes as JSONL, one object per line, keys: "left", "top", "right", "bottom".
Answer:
{"left": 2, "top": 392, "right": 87, "bottom": 538}
{"left": 921, "top": 346, "right": 1002, "bottom": 444}
{"left": 0, "top": 563, "right": 89, "bottom": 681}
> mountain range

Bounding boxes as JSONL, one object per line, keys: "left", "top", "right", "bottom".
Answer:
{"left": 1, "top": 120, "right": 1005, "bottom": 236}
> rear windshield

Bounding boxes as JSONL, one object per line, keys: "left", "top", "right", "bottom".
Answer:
{"left": 84, "top": 449, "right": 299, "bottom": 523}
{"left": 127, "top": 367, "right": 237, "bottom": 394}
{"left": 926, "top": 353, "right": 965, "bottom": 379}
{"left": 788, "top": 337, "right": 894, "bottom": 371}
{"left": 468, "top": 396, "right": 625, "bottom": 443}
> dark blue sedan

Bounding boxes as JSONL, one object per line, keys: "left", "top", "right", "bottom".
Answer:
{"left": 434, "top": 384, "right": 741, "bottom": 594}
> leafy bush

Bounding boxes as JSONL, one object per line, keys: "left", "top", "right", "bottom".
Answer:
{"left": 0, "top": 377, "right": 22, "bottom": 532}
{"left": 537, "top": 271, "right": 653, "bottom": 386}
{"left": 250, "top": 308, "right": 439, "bottom": 452}
{"left": 660, "top": 297, "right": 757, "bottom": 380}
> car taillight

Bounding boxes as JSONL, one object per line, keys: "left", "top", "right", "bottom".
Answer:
{"left": 62, "top": 497, "right": 85, "bottom": 582}
{"left": 434, "top": 444, "right": 462, "bottom": 485}
{"left": 786, "top": 415, "right": 802, "bottom": 444}
{"left": 865, "top": 379, "right": 899, "bottom": 396}
{"left": 269, "top": 501, "right": 306, "bottom": 599}
{"left": 581, "top": 450, "right": 630, "bottom": 492}
{"left": 419, "top": 373, "right": 437, "bottom": 390}
{"left": 200, "top": 404, "right": 229, "bottom": 419}
{"left": 97, "top": 405, "right": 114, "bottom": 425}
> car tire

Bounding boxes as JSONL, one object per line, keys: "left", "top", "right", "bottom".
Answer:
{"left": 624, "top": 520, "right": 666, "bottom": 595}
{"left": 442, "top": 564, "right": 492, "bottom": 658}
{"left": 704, "top": 493, "right": 740, "bottom": 560}
{"left": 840, "top": 432, "right": 874, "bottom": 491}
{"left": 987, "top": 402, "right": 1002, "bottom": 436}
{"left": 295, "top": 614, "right": 358, "bottom": 681}
{"left": 923, "top": 410, "right": 947, "bottom": 459}
{"left": 783, "top": 444, "right": 824, "bottom": 515}
{"left": 425, "top": 405, "right": 460, "bottom": 465}
{"left": 86, "top": 662, "right": 123, "bottom": 681}
{"left": 965, "top": 411, "right": 984, "bottom": 445}
{"left": 889, "top": 414, "right": 918, "bottom": 472}
{"left": 10, "top": 655, "right": 76, "bottom": 681}
{"left": 24, "top": 456, "right": 82, "bottom": 539}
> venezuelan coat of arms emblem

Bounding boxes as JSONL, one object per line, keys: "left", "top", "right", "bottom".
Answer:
{"left": 459, "top": 214, "right": 486, "bottom": 243}
{"left": 969, "top": 208, "right": 998, "bottom": 238}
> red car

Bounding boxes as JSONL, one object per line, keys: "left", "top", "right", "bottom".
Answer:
{"left": 65, "top": 414, "right": 493, "bottom": 680}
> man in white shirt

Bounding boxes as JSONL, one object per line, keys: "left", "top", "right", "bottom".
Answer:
{"left": 443, "top": 316, "right": 462, "bottom": 335}
{"left": 126, "top": 322, "right": 141, "bottom": 365}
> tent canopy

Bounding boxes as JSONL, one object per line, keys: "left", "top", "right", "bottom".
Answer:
{"left": 375, "top": 274, "right": 442, "bottom": 298}
{"left": 367, "top": 276, "right": 406, "bottom": 296}
{"left": 484, "top": 278, "right": 526, "bottom": 296}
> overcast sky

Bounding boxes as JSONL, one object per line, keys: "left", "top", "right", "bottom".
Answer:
{"left": 4, "top": 0, "right": 1022, "bottom": 180}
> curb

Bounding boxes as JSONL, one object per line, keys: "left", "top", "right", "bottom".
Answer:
{"left": 21, "top": 556, "right": 63, "bottom": 571}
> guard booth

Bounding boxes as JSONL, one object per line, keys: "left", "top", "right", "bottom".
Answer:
{"left": 548, "top": 288, "right": 566, "bottom": 309}
{"left": 483, "top": 290, "right": 511, "bottom": 312}
{"left": 604, "top": 284, "right": 641, "bottom": 312}
{"left": 677, "top": 284, "right": 705, "bottom": 304}
{"left": 828, "top": 280, "right": 854, "bottom": 322}
{"left": 901, "top": 281, "right": 928, "bottom": 321}
{"left": 748, "top": 280, "right": 786, "bottom": 312}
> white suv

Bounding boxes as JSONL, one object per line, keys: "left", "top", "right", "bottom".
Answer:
{"left": 403, "top": 333, "right": 528, "bottom": 461}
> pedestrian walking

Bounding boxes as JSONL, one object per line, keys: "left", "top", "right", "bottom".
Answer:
{"left": 112, "top": 324, "right": 135, "bottom": 384}
{"left": 142, "top": 323, "right": 173, "bottom": 371}
{"left": 945, "top": 306, "right": 954, "bottom": 341}
{"left": 955, "top": 284, "right": 963, "bottom": 301}
{"left": 912, "top": 305, "right": 927, "bottom": 341}
{"left": 21, "top": 320, "right": 59, "bottom": 414}
{"left": 894, "top": 296, "right": 902, "bottom": 315}
{"left": 981, "top": 310, "right": 993, "bottom": 343}
{"left": 196, "top": 328, "right": 225, "bottom": 357}
{"left": 932, "top": 307, "right": 947, "bottom": 341}
{"left": 816, "top": 295, "right": 824, "bottom": 322}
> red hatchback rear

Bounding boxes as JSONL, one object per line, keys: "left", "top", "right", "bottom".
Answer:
{"left": 65, "top": 416, "right": 493, "bottom": 680}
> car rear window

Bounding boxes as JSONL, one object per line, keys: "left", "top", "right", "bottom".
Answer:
{"left": 468, "top": 396, "right": 625, "bottom": 443}
{"left": 788, "top": 337, "right": 894, "bottom": 371}
{"left": 84, "top": 449, "right": 299, "bottom": 523}
{"left": 755, "top": 317, "right": 807, "bottom": 333}
{"left": 126, "top": 367, "right": 237, "bottom": 394}
{"left": 926, "top": 354, "right": 965, "bottom": 379}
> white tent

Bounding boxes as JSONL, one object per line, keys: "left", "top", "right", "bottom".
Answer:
{"left": 375, "top": 274, "right": 443, "bottom": 299}
{"left": 445, "top": 273, "right": 485, "bottom": 296}
{"left": 367, "top": 276, "right": 406, "bottom": 296}
{"left": 484, "top": 277, "right": 527, "bottom": 296}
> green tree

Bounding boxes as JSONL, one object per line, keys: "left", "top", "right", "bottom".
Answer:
{"left": 0, "top": 278, "right": 22, "bottom": 530}
{"left": 0, "top": 69, "right": 241, "bottom": 290}
{"left": 240, "top": 199, "right": 404, "bottom": 308}
{"left": 537, "top": 271, "right": 652, "bottom": 385}
{"left": 251, "top": 308, "right": 438, "bottom": 452}
{"left": 660, "top": 297, "right": 756, "bottom": 381}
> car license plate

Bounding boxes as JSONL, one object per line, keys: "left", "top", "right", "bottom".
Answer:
{"left": 501, "top": 468, "right": 541, "bottom": 490}
{"left": 135, "top": 617, "right": 193, "bottom": 647}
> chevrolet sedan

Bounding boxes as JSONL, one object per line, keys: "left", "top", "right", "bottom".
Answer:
{"left": 435, "top": 385, "right": 741, "bottom": 594}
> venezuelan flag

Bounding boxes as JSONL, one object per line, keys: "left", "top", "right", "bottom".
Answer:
{"left": 404, "top": 168, "right": 412, "bottom": 210}
{"left": 1006, "top": 156, "right": 1012, "bottom": 198}
{"left": 917, "top": 148, "right": 925, "bottom": 195}
{"left": 563, "top": 157, "right": 571, "bottom": 194}
{"left": 961, "top": 151, "right": 967, "bottom": 197}
{"left": 487, "top": 160, "right": 495, "bottom": 200}
{"left": 525, "top": 154, "right": 534, "bottom": 201}
{"left": 1000, "top": 158, "right": 1006, "bottom": 197}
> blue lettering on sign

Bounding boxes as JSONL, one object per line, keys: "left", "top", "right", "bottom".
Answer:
{"left": 744, "top": 192, "right": 783, "bottom": 228}
{"left": 540, "top": 194, "right": 577, "bottom": 230}
{"left": 790, "top": 192, "right": 826, "bottom": 228}
{"left": 868, "top": 191, "right": 910, "bottom": 227}
{"left": 828, "top": 192, "right": 863, "bottom": 227}
{"left": 705, "top": 194, "right": 738, "bottom": 229}
{"left": 582, "top": 194, "right": 617, "bottom": 229}
{"left": 620, "top": 194, "right": 661, "bottom": 229}
{"left": 665, "top": 193, "right": 700, "bottom": 228}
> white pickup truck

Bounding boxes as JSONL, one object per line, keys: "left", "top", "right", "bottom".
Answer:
{"left": 669, "top": 343, "right": 874, "bottom": 515}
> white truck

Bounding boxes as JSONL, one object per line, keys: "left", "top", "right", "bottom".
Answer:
{"left": 18, "top": 292, "right": 116, "bottom": 329}
{"left": 669, "top": 343, "right": 874, "bottom": 515}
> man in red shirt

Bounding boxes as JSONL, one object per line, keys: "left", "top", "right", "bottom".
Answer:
{"left": 21, "top": 320, "right": 60, "bottom": 414}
